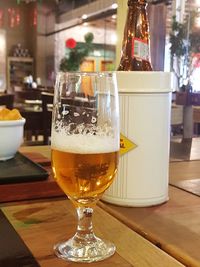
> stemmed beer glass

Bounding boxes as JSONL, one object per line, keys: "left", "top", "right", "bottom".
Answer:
{"left": 51, "top": 72, "right": 119, "bottom": 262}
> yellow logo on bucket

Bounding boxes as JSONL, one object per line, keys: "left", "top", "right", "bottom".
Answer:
{"left": 120, "top": 133, "right": 137, "bottom": 156}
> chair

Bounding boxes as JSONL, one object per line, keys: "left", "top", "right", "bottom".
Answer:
{"left": 0, "top": 94, "right": 14, "bottom": 109}
{"left": 41, "top": 92, "right": 54, "bottom": 145}
{"left": 171, "top": 103, "right": 183, "bottom": 136}
{"left": 15, "top": 89, "right": 41, "bottom": 103}
{"left": 193, "top": 106, "right": 200, "bottom": 136}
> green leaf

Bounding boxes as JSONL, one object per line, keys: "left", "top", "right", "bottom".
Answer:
{"left": 59, "top": 32, "right": 94, "bottom": 71}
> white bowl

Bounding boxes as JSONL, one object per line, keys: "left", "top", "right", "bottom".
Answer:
{"left": 0, "top": 118, "right": 26, "bottom": 161}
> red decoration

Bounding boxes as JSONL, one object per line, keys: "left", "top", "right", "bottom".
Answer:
{"left": 0, "top": 9, "right": 3, "bottom": 27}
{"left": 33, "top": 7, "right": 37, "bottom": 26}
{"left": 65, "top": 38, "right": 77, "bottom": 49}
{"left": 8, "top": 8, "right": 16, "bottom": 28}
{"left": 16, "top": 8, "right": 20, "bottom": 26}
{"left": 193, "top": 53, "right": 200, "bottom": 68}
{"left": 8, "top": 8, "right": 21, "bottom": 28}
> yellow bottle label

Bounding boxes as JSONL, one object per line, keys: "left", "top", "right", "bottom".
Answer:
{"left": 120, "top": 133, "right": 137, "bottom": 156}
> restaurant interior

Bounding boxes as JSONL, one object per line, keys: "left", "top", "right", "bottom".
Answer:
{"left": 0, "top": 0, "right": 199, "bottom": 148}
{"left": 1, "top": 0, "right": 200, "bottom": 266}
{"left": 0, "top": 0, "right": 199, "bottom": 147}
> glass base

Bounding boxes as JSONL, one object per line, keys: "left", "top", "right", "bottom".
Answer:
{"left": 54, "top": 235, "right": 116, "bottom": 263}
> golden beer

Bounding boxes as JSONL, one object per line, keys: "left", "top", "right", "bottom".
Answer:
{"left": 52, "top": 148, "right": 118, "bottom": 206}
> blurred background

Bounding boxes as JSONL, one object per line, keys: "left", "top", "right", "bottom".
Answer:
{"left": 0, "top": 0, "right": 200, "bottom": 146}
{"left": 0, "top": 0, "right": 199, "bottom": 92}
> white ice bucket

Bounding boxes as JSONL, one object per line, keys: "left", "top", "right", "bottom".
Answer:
{"left": 102, "top": 71, "right": 173, "bottom": 207}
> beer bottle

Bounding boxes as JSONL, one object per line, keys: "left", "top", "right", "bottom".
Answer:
{"left": 118, "top": 0, "right": 152, "bottom": 71}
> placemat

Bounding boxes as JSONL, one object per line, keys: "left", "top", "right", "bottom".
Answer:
{"left": 0, "top": 152, "right": 49, "bottom": 184}
{"left": 0, "top": 209, "right": 40, "bottom": 267}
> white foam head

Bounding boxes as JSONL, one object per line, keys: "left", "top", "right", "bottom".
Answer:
{"left": 51, "top": 129, "right": 119, "bottom": 154}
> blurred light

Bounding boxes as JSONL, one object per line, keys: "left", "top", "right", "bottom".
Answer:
{"left": 82, "top": 28, "right": 88, "bottom": 35}
{"left": 94, "top": 50, "right": 101, "bottom": 57}
{"left": 0, "top": 34, "right": 6, "bottom": 54}
{"left": 82, "top": 14, "right": 88, "bottom": 20}
{"left": 196, "top": 0, "right": 200, "bottom": 6}
{"left": 111, "top": 3, "right": 118, "bottom": 9}
{"left": 83, "top": 22, "right": 88, "bottom": 26}
{"left": 82, "top": 26, "right": 89, "bottom": 35}
{"left": 111, "top": 33, "right": 117, "bottom": 44}
{"left": 112, "top": 14, "right": 117, "bottom": 19}
{"left": 191, "top": 67, "right": 200, "bottom": 91}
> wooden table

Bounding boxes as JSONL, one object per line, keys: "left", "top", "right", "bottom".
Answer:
{"left": 1, "top": 145, "right": 200, "bottom": 266}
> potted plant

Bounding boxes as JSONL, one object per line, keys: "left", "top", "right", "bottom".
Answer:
{"left": 60, "top": 32, "right": 94, "bottom": 72}
{"left": 169, "top": 13, "right": 200, "bottom": 105}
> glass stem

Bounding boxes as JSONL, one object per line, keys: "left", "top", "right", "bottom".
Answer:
{"left": 74, "top": 207, "right": 96, "bottom": 243}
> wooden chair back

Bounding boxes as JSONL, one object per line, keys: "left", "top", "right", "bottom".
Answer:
{"left": 0, "top": 94, "right": 14, "bottom": 109}
{"left": 41, "top": 92, "right": 54, "bottom": 145}
{"left": 15, "top": 90, "right": 41, "bottom": 103}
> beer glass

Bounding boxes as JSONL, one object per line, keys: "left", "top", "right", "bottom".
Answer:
{"left": 51, "top": 72, "right": 119, "bottom": 262}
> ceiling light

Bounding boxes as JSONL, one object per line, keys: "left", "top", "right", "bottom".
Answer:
{"left": 82, "top": 14, "right": 88, "bottom": 20}
{"left": 111, "top": 33, "right": 117, "bottom": 44}
{"left": 111, "top": 3, "right": 118, "bottom": 9}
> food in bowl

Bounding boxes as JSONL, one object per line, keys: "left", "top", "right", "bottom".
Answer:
{"left": 0, "top": 108, "right": 22, "bottom": 120}
{"left": 0, "top": 108, "right": 25, "bottom": 161}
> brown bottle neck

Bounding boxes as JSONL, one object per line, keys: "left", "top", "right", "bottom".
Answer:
{"left": 128, "top": 0, "right": 147, "bottom": 7}
{"left": 118, "top": 0, "right": 152, "bottom": 71}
